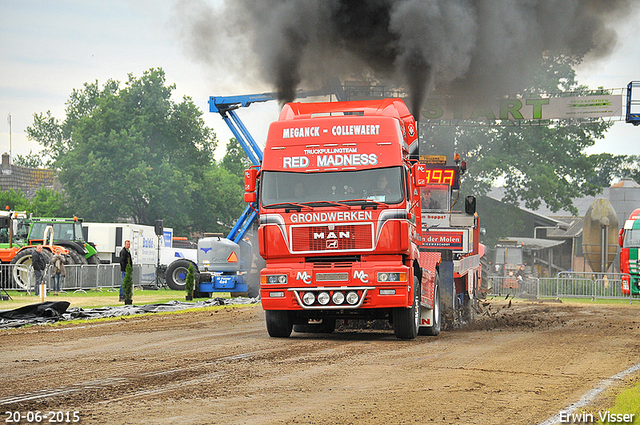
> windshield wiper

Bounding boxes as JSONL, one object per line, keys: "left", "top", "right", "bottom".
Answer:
{"left": 338, "top": 199, "right": 387, "bottom": 209}
{"left": 299, "top": 201, "right": 351, "bottom": 208}
{"left": 263, "top": 202, "right": 311, "bottom": 212}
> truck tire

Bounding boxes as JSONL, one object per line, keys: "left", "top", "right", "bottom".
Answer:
{"left": 293, "top": 318, "right": 336, "bottom": 334}
{"left": 393, "top": 275, "right": 420, "bottom": 340}
{"left": 419, "top": 276, "right": 441, "bottom": 336}
{"left": 11, "top": 247, "right": 53, "bottom": 290}
{"left": 265, "top": 310, "right": 293, "bottom": 338}
{"left": 165, "top": 259, "right": 193, "bottom": 291}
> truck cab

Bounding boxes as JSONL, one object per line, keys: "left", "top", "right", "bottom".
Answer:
{"left": 248, "top": 98, "right": 435, "bottom": 339}
{"left": 619, "top": 208, "right": 640, "bottom": 295}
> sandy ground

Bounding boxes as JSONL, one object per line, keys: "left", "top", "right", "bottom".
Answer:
{"left": 1, "top": 299, "right": 639, "bottom": 424}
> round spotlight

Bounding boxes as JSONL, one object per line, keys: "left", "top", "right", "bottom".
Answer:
{"left": 332, "top": 291, "right": 345, "bottom": 305}
{"left": 346, "top": 291, "right": 359, "bottom": 305}
{"left": 317, "top": 291, "right": 330, "bottom": 305}
{"left": 302, "top": 292, "right": 316, "bottom": 305}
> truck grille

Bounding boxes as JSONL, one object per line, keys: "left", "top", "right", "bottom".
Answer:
{"left": 290, "top": 223, "right": 373, "bottom": 253}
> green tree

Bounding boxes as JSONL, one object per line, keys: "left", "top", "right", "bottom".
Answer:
{"left": 122, "top": 261, "right": 134, "bottom": 302}
{"left": 221, "top": 138, "right": 252, "bottom": 176}
{"left": 28, "top": 188, "right": 71, "bottom": 217}
{"left": 13, "top": 151, "right": 44, "bottom": 168}
{"left": 26, "top": 68, "right": 219, "bottom": 235}
{"left": 0, "top": 189, "right": 30, "bottom": 212}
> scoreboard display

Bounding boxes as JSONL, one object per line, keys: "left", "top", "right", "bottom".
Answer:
{"left": 422, "top": 166, "right": 459, "bottom": 189}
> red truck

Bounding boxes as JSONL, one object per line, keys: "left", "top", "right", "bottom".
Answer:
{"left": 243, "top": 98, "right": 439, "bottom": 339}
{"left": 619, "top": 208, "right": 640, "bottom": 296}
{"left": 417, "top": 159, "right": 483, "bottom": 326}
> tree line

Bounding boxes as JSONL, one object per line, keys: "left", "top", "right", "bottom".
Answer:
{"left": 16, "top": 68, "right": 248, "bottom": 236}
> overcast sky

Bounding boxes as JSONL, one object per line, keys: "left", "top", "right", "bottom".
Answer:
{"left": 1, "top": 0, "right": 640, "bottom": 163}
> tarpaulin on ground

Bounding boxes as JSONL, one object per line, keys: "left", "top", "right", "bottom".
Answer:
{"left": 0, "top": 297, "right": 259, "bottom": 329}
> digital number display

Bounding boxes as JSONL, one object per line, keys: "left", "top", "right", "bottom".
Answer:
{"left": 423, "top": 167, "right": 458, "bottom": 188}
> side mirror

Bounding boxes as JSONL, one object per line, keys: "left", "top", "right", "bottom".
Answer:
{"left": 244, "top": 192, "right": 257, "bottom": 203}
{"left": 619, "top": 228, "right": 624, "bottom": 247}
{"left": 412, "top": 163, "right": 427, "bottom": 187}
{"left": 465, "top": 196, "right": 476, "bottom": 215}
{"left": 244, "top": 168, "right": 257, "bottom": 192}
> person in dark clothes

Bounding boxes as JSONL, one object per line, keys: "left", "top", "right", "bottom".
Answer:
{"left": 119, "top": 240, "right": 132, "bottom": 301}
{"left": 32, "top": 244, "right": 47, "bottom": 296}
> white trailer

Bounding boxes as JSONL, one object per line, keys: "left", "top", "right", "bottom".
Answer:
{"left": 82, "top": 222, "right": 197, "bottom": 289}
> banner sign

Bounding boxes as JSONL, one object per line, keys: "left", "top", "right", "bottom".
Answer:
{"left": 421, "top": 231, "right": 464, "bottom": 250}
{"left": 420, "top": 94, "right": 624, "bottom": 122}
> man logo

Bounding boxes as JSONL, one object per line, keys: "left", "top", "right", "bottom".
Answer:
{"left": 297, "top": 271, "right": 311, "bottom": 284}
{"left": 326, "top": 240, "right": 338, "bottom": 249}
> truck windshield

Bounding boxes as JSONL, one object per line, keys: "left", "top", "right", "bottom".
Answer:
{"left": 624, "top": 229, "right": 640, "bottom": 248}
{"left": 261, "top": 167, "right": 404, "bottom": 207}
{"left": 494, "top": 247, "right": 523, "bottom": 265}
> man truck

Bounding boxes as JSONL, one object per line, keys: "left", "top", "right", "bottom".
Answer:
{"left": 243, "top": 98, "right": 438, "bottom": 339}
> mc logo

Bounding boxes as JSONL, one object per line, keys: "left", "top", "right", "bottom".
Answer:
{"left": 353, "top": 270, "right": 369, "bottom": 283}
{"left": 297, "top": 271, "right": 312, "bottom": 284}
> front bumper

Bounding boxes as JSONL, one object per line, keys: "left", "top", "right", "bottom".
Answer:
{"left": 260, "top": 264, "right": 413, "bottom": 310}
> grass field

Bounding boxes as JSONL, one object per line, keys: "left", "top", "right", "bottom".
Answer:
{"left": 0, "top": 288, "right": 232, "bottom": 310}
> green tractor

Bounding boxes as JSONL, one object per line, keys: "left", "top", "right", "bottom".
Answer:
{"left": 8, "top": 217, "right": 100, "bottom": 289}
{"left": 22, "top": 217, "right": 100, "bottom": 265}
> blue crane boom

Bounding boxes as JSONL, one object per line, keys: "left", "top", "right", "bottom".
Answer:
{"left": 209, "top": 79, "right": 346, "bottom": 242}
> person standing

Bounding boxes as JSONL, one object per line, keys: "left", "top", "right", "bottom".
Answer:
{"left": 32, "top": 244, "right": 47, "bottom": 296}
{"left": 119, "top": 240, "right": 132, "bottom": 301}
{"left": 51, "top": 247, "right": 66, "bottom": 294}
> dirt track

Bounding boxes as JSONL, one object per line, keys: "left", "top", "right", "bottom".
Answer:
{"left": 1, "top": 300, "right": 640, "bottom": 424}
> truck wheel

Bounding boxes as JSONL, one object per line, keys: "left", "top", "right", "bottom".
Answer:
{"left": 293, "top": 318, "right": 336, "bottom": 334}
{"left": 11, "top": 247, "right": 53, "bottom": 290}
{"left": 419, "top": 277, "right": 441, "bottom": 336}
{"left": 265, "top": 310, "right": 293, "bottom": 338}
{"left": 165, "top": 259, "right": 193, "bottom": 291}
{"left": 393, "top": 275, "right": 420, "bottom": 340}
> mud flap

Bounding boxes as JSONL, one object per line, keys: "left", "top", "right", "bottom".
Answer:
{"left": 419, "top": 305, "right": 434, "bottom": 327}
{"left": 440, "top": 251, "right": 455, "bottom": 330}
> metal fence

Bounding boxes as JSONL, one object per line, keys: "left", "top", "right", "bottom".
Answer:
{"left": 0, "top": 263, "right": 159, "bottom": 294}
{"left": 486, "top": 272, "right": 634, "bottom": 301}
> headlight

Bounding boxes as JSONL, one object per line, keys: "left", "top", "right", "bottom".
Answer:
{"left": 302, "top": 292, "right": 316, "bottom": 305}
{"left": 317, "top": 291, "right": 330, "bottom": 305}
{"left": 263, "top": 274, "right": 287, "bottom": 284}
{"left": 346, "top": 291, "right": 359, "bottom": 305}
{"left": 377, "top": 272, "right": 406, "bottom": 282}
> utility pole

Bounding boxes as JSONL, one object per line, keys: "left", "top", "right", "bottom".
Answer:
{"left": 7, "top": 113, "right": 11, "bottom": 163}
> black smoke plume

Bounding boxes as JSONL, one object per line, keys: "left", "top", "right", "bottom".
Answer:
{"left": 175, "top": 0, "right": 633, "bottom": 114}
